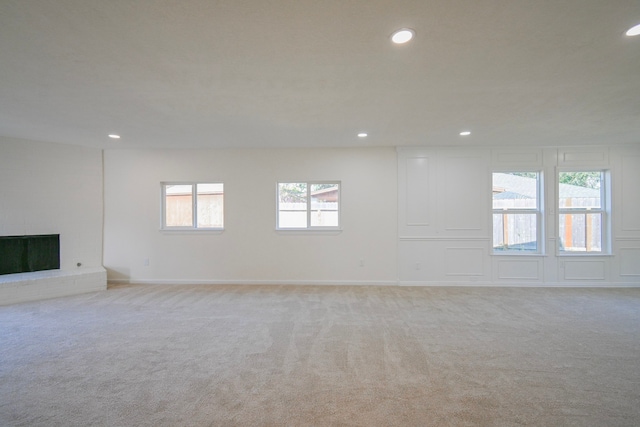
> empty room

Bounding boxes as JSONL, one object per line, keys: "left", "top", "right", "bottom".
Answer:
{"left": 1, "top": 1, "right": 640, "bottom": 425}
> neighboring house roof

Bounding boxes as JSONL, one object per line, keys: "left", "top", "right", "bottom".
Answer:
{"left": 311, "top": 186, "right": 339, "bottom": 202}
{"left": 492, "top": 173, "right": 538, "bottom": 199}
{"left": 493, "top": 173, "right": 599, "bottom": 200}
{"left": 310, "top": 186, "right": 338, "bottom": 196}
{"left": 493, "top": 191, "right": 532, "bottom": 200}
{"left": 558, "top": 182, "right": 600, "bottom": 198}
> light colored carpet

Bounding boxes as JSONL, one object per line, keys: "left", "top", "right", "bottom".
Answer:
{"left": 1, "top": 284, "right": 639, "bottom": 426}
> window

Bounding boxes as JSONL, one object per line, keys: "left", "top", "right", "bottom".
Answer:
{"left": 492, "top": 172, "right": 541, "bottom": 253}
{"left": 162, "top": 183, "right": 224, "bottom": 229}
{"left": 558, "top": 171, "right": 607, "bottom": 253}
{"left": 277, "top": 182, "right": 340, "bottom": 229}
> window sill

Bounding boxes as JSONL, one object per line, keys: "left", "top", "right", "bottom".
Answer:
{"left": 160, "top": 228, "right": 224, "bottom": 235}
{"left": 275, "top": 228, "right": 343, "bottom": 236}
{"left": 491, "top": 252, "right": 545, "bottom": 256}
{"left": 557, "top": 252, "right": 613, "bottom": 257}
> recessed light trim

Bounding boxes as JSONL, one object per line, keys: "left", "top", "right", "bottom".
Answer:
{"left": 626, "top": 23, "right": 640, "bottom": 36}
{"left": 459, "top": 131, "right": 471, "bottom": 136}
{"left": 391, "top": 28, "right": 415, "bottom": 44}
{"left": 357, "top": 132, "right": 368, "bottom": 138}
{"left": 108, "top": 134, "right": 121, "bottom": 139}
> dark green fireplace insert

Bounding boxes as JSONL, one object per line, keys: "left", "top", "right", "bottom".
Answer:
{"left": 0, "top": 234, "right": 60, "bottom": 276}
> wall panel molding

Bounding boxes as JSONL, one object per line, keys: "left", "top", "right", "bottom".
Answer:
{"left": 441, "top": 153, "right": 488, "bottom": 232}
{"left": 563, "top": 260, "right": 606, "bottom": 280}
{"left": 396, "top": 145, "right": 636, "bottom": 286}
{"left": 405, "top": 156, "right": 430, "bottom": 226}
{"left": 558, "top": 148, "right": 609, "bottom": 166}
{"left": 491, "top": 149, "right": 543, "bottom": 168}
{"left": 621, "top": 154, "right": 640, "bottom": 231}
{"left": 445, "top": 247, "right": 484, "bottom": 276}
{"left": 496, "top": 259, "right": 542, "bottom": 281}
{"left": 620, "top": 248, "right": 640, "bottom": 277}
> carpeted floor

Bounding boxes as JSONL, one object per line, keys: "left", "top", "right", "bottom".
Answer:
{"left": 1, "top": 284, "right": 639, "bottom": 426}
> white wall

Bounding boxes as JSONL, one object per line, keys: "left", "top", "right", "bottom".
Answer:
{"left": 103, "top": 147, "right": 398, "bottom": 285}
{"left": 398, "top": 145, "right": 640, "bottom": 286}
{"left": 0, "top": 136, "right": 104, "bottom": 270}
{"left": 3, "top": 139, "right": 636, "bottom": 288}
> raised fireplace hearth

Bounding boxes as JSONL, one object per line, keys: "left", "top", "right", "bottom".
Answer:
{"left": 0, "top": 234, "right": 106, "bottom": 306}
{"left": 0, "top": 234, "right": 60, "bottom": 276}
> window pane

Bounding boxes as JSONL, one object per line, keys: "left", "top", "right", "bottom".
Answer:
{"left": 492, "top": 172, "right": 538, "bottom": 209}
{"left": 559, "top": 213, "right": 602, "bottom": 252}
{"left": 278, "top": 183, "right": 307, "bottom": 228}
{"left": 196, "top": 183, "right": 224, "bottom": 228}
{"left": 165, "top": 184, "right": 193, "bottom": 227}
{"left": 310, "top": 184, "right": 339, "bottom": 227}
{"left": 559, "top": 172, "right": 601, "bottom": 209}
{"left": 493, "top": 213, "right": 538, "bottom": 251}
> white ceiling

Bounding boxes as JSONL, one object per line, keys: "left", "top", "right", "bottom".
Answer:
{"left": 1, "top": 0, "right": 639, "bottom": 149}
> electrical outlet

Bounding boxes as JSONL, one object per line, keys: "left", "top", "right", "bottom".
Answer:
{"left": 359, "top": 259, "right": 365, "bottom": 267}
{"left": 144, "top": 258, "right": 150, "bottom": 267}
{"left": 416, "top": 262, "right": 421, "bottom": 270}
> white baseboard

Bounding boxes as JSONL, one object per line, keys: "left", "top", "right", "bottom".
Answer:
{"left": 107, "top": 278, "right": 640, "bottom": 288}
{"left": 397, "top": 280, "right": 640, "bottom": 288}
{"left": 108, "top": 278, "right": 399, "bottom": 287}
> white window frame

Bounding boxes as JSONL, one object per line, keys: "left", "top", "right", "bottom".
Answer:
{"left": 276, "top": 181, "right": 341, "bottom": 230}
{"left": 557, "top": 170, "right": 610, "bottom": 255}
{"left": 492, "top": 171, "right": 543, "bottom": 255}
{"left": 161, "top": 182, "right": 224, "bottom": 231}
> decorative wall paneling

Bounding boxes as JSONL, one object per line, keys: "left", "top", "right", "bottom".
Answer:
{"left": 610, "top": 147, "right": 640, "bottom": 283}
{"left": 398, "top": 238, "right": 492, "bottom": 285}
{"left": 619, "top": 153, "right": 640, "bottom": 233}
{"left": 398, "top": 145, "right": 639, "bottom": 286}
{"left": 562, "top": 259, "right": 607, "bottom": 281}
{"left": 557, "top": 148, "right": 609, "bottom": 166}
{"left": 404, "top": 157, "right": 431, "bottom": 226}
{"left": 618, "top": 246, "right": 640, "bottom": 277}
{"left": 493, "top": 258, "right": 544, "bottom": 283}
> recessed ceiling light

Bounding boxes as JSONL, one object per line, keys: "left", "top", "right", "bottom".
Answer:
{"left": 626, "top": 23, "right": 640, "bottom": 36}
{"left": 108, "top": 134, "right": 121, "bottom": 139}
{"left": 358, "top": 132, "right": 368, "bottom": 138}
{"left": 391, "top": 28, "right": 415, "bottom": 44}
{"left": 459, "top": 131, "right": 471, "bottom": 136}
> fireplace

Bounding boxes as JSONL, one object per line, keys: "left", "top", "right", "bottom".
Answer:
{"left": 0, "top": 234, "right": 60, "bottom": 276}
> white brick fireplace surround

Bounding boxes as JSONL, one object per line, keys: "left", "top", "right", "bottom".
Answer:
{"left": 0, "top": 268, "right": 107, "bottom": 306}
